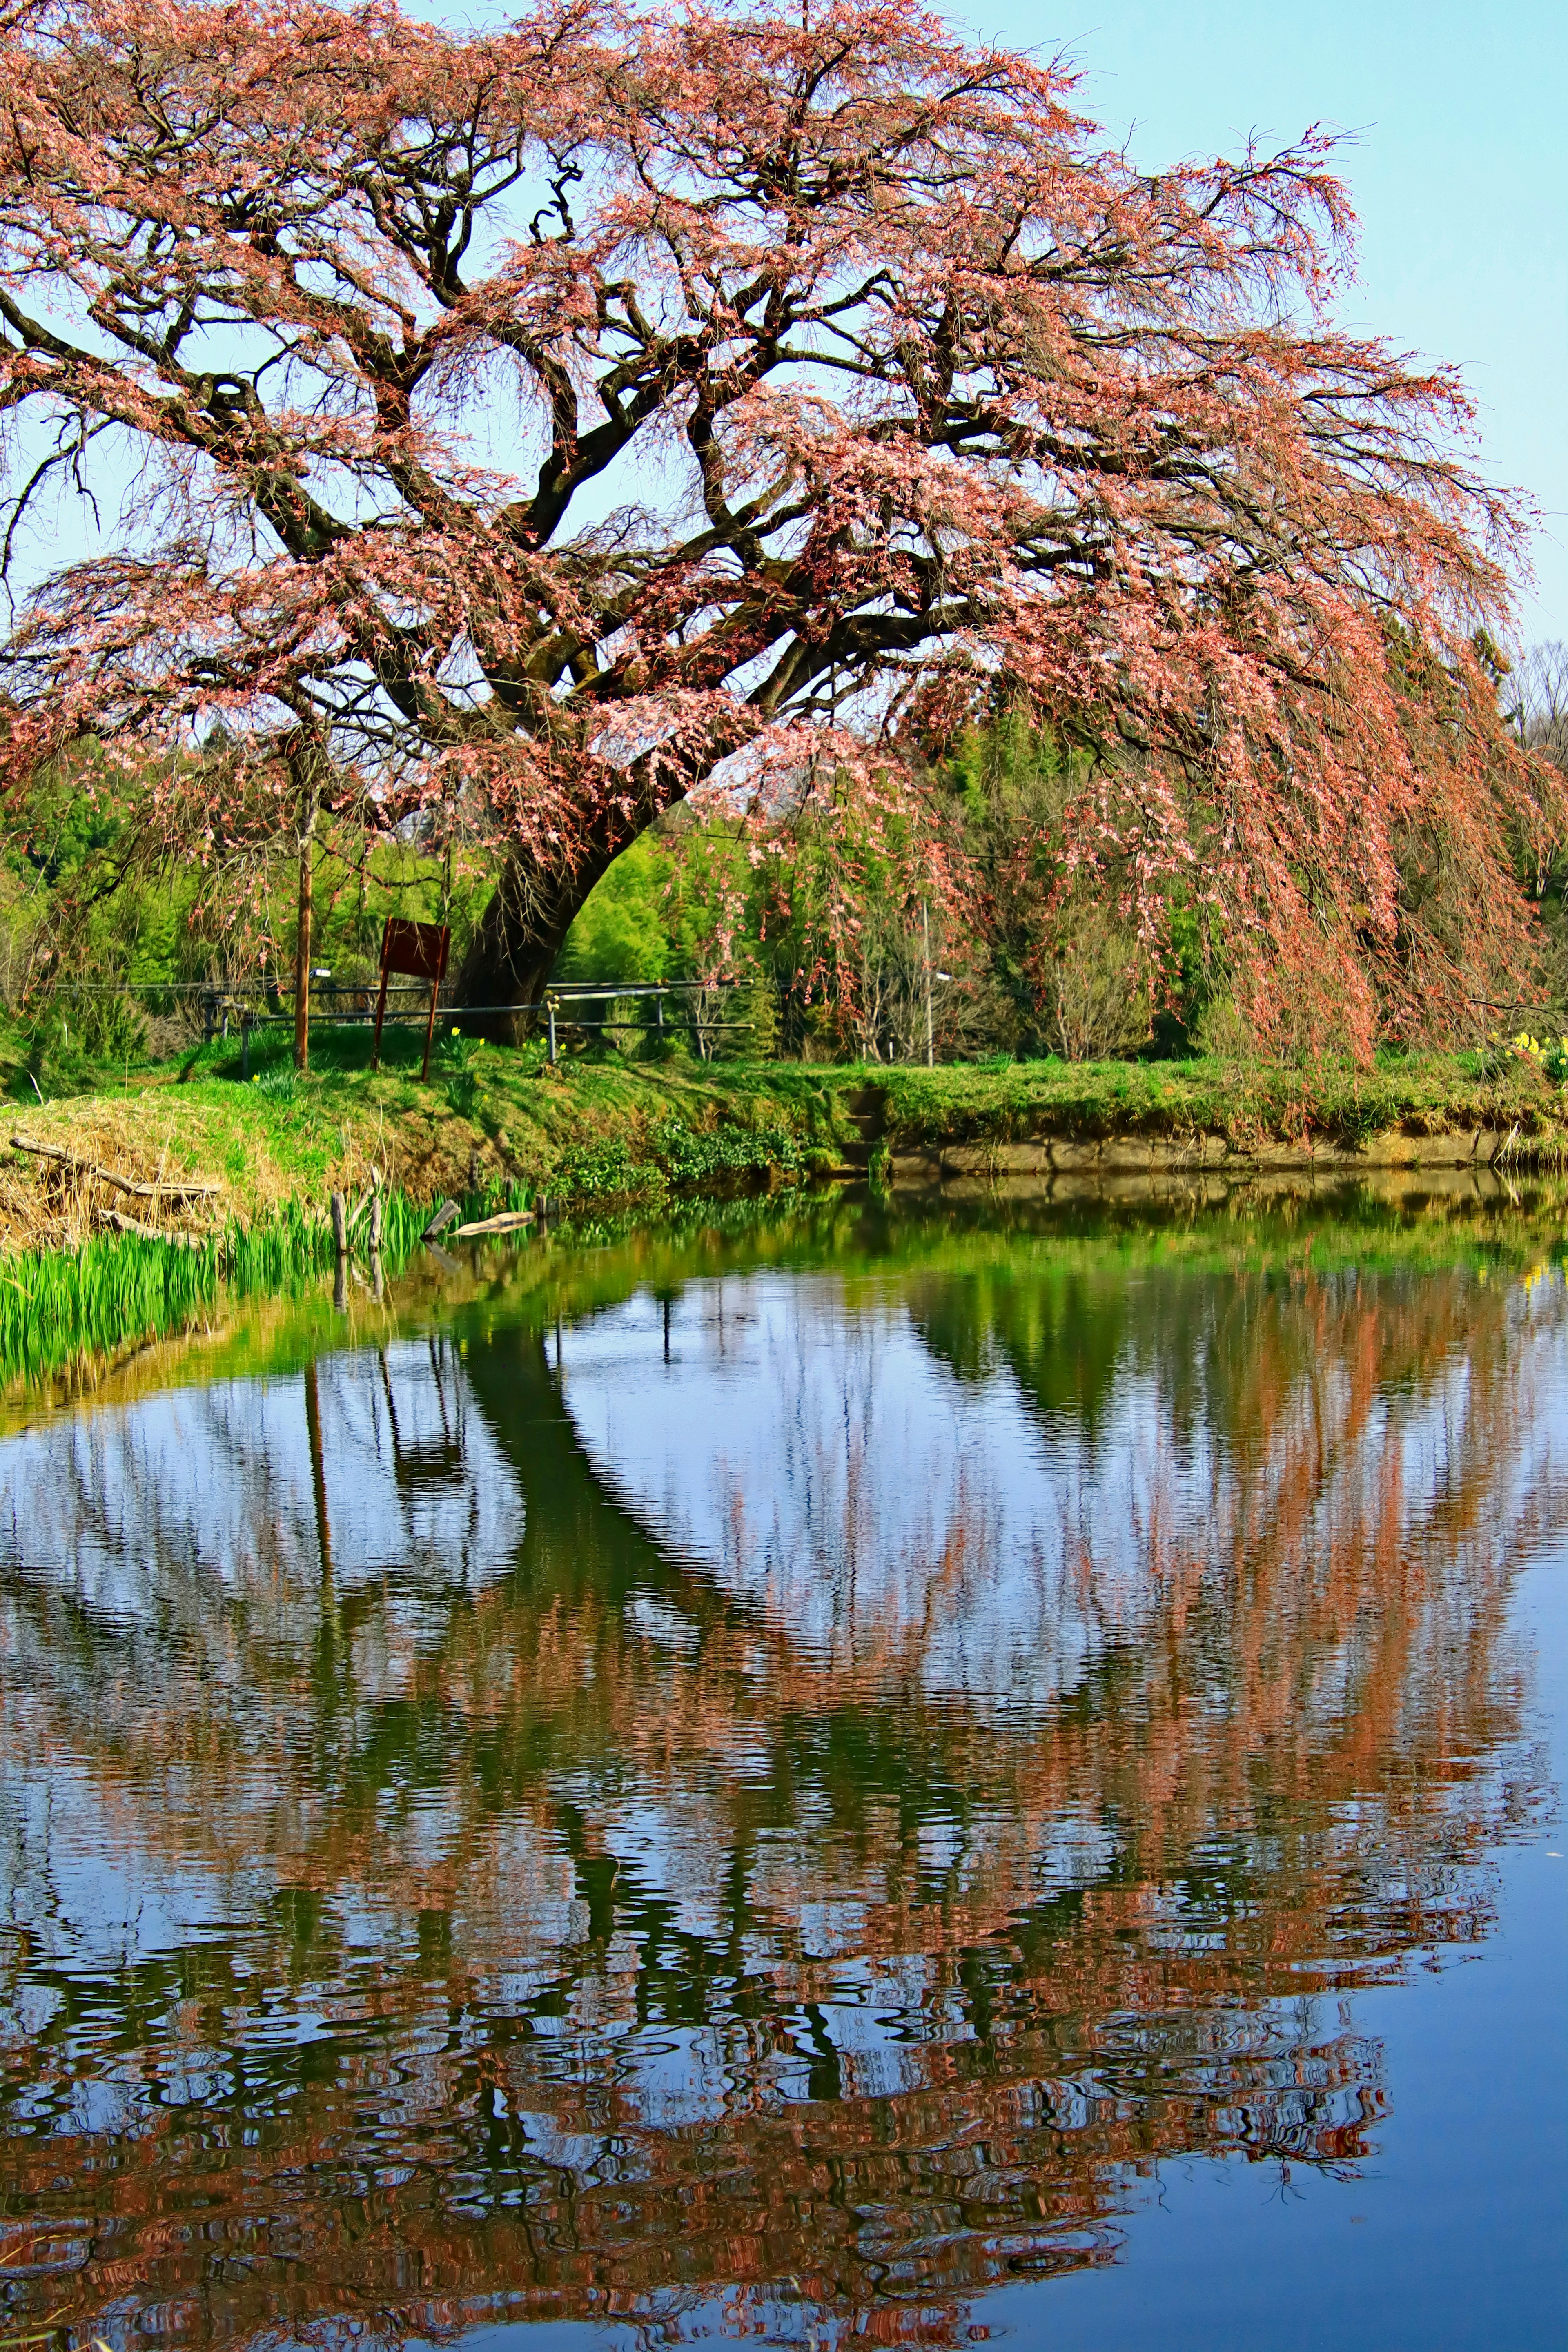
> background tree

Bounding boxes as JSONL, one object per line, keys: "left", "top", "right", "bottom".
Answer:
{"left": 1515, "top": 644, "right": 1568, "bottom": 773}
{"left": 0, "top": 0, "right": 1557, "bottom": 1051}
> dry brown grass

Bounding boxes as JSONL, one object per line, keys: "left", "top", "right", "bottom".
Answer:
{"left": 0, "top": 1101, "right": 233, "bottom": 1251}
{"left": 0, "top": 1086, "right": 503, "bottom": 1254}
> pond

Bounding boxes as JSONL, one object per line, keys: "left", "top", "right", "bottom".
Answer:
{"left": 0, "top": 1185, "right": 1564, "bottom": 2350}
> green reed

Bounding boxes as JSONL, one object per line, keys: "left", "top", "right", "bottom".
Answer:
{"left": 0, "top": 1229, "right": 221, "bottom": 1381}
{"left": 0, "top": 1183, "right": 465, "bottom": 1388}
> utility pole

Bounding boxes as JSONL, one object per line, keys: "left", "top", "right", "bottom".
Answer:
{"left": 922, "top": 900, "right": 934, "bottom": 1067}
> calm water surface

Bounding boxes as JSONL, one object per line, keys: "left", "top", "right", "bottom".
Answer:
{"left": 0, "top": 1189, "right": 1564, "bottom": 2350}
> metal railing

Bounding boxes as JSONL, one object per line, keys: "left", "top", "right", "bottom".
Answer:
{"left": 537, "top": 979, "right": 755, "bottom": 1065}
{"left": 39, "top": 972, "right": 759, "bottom": 1074}
{"left": 38, "top": 969, "right": 1568, "bottom": 1076}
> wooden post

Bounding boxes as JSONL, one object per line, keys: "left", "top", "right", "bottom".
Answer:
{"left": 370, "top": 932, "right": 392, "bottom": 1070}
{"left": 330, "top": 1189, "right": 348, "bottom": 1313}
{"left": 421, "top": 969, "right": 441, "bottom": 1083}
{"left": 547, "top": 997, "right": 557, "bottom": 1066}
{"left": 289, "top": 737, "right": 323, "bottom": 1076}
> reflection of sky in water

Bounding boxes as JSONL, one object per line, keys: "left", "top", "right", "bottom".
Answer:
{"left": 0, "top": 1335, "right": 522, "bottom": 1599}
{"left": 558, "top": 1273, "right": 1179, "bottom": 1693}
{"left": 0, "top": 1340, "right": 525, "bottom": 1976}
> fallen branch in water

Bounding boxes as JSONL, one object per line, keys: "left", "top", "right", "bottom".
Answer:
{"left": 450, "top": 1209, "right": 535, "bottom": 1239}
{"left": 11, "top": 1134, "right": 222, "bottom": 1200}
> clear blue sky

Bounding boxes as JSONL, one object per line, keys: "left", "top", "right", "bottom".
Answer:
{"left": 960, "top": 0, "right": 1567, "bottom": 646}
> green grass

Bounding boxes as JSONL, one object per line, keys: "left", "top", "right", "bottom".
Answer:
{"left": 860, "top": 1048, "right": 1568, "bottom": 1151}
{"left": 0, "top": 1225, "right": 224, "bottom": 1381}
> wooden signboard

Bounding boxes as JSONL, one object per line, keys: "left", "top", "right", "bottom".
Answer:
{"left": 371, "top": 916, "right": 452, "bottom": 1080}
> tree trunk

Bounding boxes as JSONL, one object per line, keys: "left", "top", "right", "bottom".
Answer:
{"left": 455, "top": 782, "right": 687, "bottom": 1040}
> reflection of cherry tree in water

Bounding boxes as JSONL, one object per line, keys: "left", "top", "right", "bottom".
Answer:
{"left": 0, "top": 1332, "right": 521, "bottom": 1625}
{"left": 0, "top": 1262, "right": 1560, "bottom": 2350}
{"left": 378, "top": 1337, "right": 471, "bottom": 1503}
{"left": 559, "top": 1261, "right": 1561, "bottom": 1698}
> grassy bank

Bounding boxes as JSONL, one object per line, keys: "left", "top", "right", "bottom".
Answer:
{"left": 866, "top": 1048, "right": 1568, "bottom": 1154}
{"left": 0, "top": 1032, "right": 837, "bottom": 1252}
{"left": 5, "top": 1033, "right": 1568, "bottom": 1255}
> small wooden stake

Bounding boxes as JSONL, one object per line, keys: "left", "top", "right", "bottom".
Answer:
{"left": 422, "top": 1197, "right": 459, "bottom": 1242}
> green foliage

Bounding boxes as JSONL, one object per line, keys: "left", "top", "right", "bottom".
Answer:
{"left": 4, "top": 702, "right": 1559, "bottom": 1098}
{"left": 655, "top": 1116, "right": 805, "bottom": 1186}
{"left": 0, "top": 768, "right": 501, "bottom": 1096}
{"left": 552, "top": 1135, "right": 648, "bottom": 1200}
{"left": 546, "top": 1108, "right": 806, "bottom": 1205}
{"left": 555, "top": 835, "right": 673, "bottom": 984}
{"left": 546, "top": 715, "right": 1189, "bottom": 1067}
{"left": 556, "top": 824, "right": 785, "bottom": 1060}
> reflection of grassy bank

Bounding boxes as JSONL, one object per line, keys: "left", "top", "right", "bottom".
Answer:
{"left": 10, "top": 1174, "right": 1568, "bottom": 1428}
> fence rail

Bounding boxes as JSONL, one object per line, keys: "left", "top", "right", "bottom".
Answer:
{"left": 28, "top": 970, "right": 1568, "bottom": 1076}
{"left": 40, "top": 972, "right": 760, "bottom": 1072}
